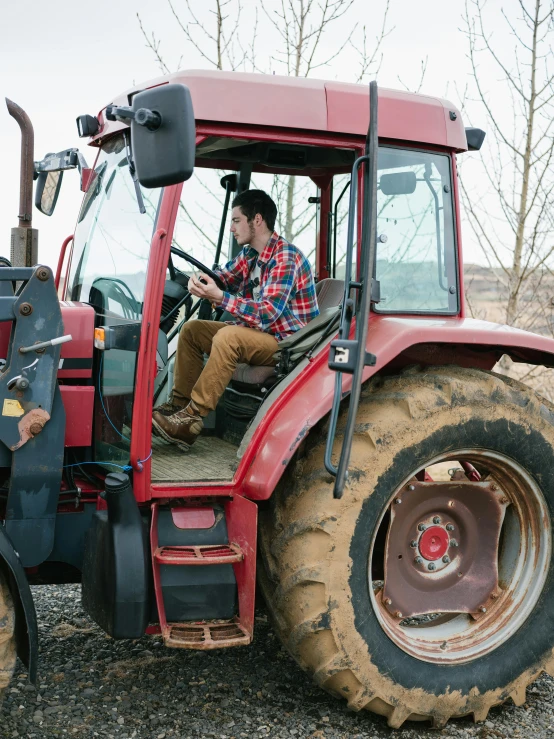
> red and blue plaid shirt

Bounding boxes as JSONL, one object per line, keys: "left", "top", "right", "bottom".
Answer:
{"left": 216, "top": 232, "right": 319, "bottom": 340}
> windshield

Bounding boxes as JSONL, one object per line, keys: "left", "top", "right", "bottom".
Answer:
{"left": 67, "top": 134, "right": 161, "bottom": 317}
{"left": 66, "top": 134, "right": 162, "bottom": 470}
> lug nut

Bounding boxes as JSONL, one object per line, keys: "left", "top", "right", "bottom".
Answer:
{"left": 446, "top": 524, "right": 455, "bottom": 531}
{"left": 479, "top": 606, "right": 487, "bottom": 613}
{"left": 410, "top": 540, "right": 418, "bottom": 548}
{"left": 428, "top": 563, "right": 436, "bottom": 571}
{"left": 395, "top": 498, "right": 402, "bottom": 504}
{"left": 450, "top": 539, "right": 459, "bottom": 547}
{"left": 384, "top": 597, "right": 392, "bottom": 605}
{"left": 407, "top": 484, "right": 415, "bottom": 491}
{"left": 414, "top": 556, "right": 423, "bottom": 564}
{"left": 395, "top": 611, "right": 403, "bottom": 618}
{"left": 418, "top": 523, "right": 426, "bottom": 531}
{"left": 433, "top": 516, "right": 441, "bottom": 524}
{"left": 442, "top": 555, "right": 450, "bottom": 564}
{"left": 490, "top": 484, "right": 498, "bottom": 491}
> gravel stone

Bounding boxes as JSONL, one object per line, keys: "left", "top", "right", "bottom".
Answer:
{"left": 0, "top": 583, "right": 552, "bottom": 737}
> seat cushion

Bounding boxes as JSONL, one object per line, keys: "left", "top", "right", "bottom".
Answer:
{"left": 232, "top": 363, "right": 276, "bottom": 385}
{"left": 231, "top": 278, "right": 344, "bottom": 386}
{"left": 315, "top": 278, "right": 344, "bottom": 309}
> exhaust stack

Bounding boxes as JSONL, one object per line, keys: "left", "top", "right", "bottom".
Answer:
{"left": 6, "top": 99, "right": 38, "bottom": 267}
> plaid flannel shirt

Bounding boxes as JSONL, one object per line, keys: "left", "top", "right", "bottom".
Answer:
{"left": 216, "top": 232, "right": 319, "bottom": 341}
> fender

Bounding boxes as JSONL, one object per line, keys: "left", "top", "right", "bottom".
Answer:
{"left": 239, "top": 314, "right": 554, "bottom": 500}
{"left": 0, "top": 527, "right": 38, "bottom": 683}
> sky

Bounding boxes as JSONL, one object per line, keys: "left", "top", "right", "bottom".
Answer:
{"left": 0, "top": 0, "right": 524, "bottom": 270}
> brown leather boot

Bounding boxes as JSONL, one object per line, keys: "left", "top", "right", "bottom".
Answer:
{"left": 152, "top": 397, "right": 189, "bottom": 417}
{"left": 152, "top": 402, "right": 204, "bottom": 450}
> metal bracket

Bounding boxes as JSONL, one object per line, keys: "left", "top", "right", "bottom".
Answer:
{"left": 328, "top": 339, "right": 376, "bottom": 373}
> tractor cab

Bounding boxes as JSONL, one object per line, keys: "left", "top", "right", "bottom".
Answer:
{"left": 60, "top": 80, "right": 461, "bottom": 488}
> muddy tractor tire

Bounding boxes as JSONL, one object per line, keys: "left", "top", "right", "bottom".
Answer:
{"left": 0, "top": 570, "right": 16, "bottom": 698}
{"left": 258, "top": 366, "right": 554, "bottom": 728}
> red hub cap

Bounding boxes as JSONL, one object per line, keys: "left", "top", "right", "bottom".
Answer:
{"left": 419, "top": 526, "right": 449, "bottom": 561}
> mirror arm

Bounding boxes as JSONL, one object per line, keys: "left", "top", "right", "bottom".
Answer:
{"left": 106, "top": 104, "right": 161, "bottom": 131}
{"left": 34, "top": 148, "right": 91, "bottom": 192}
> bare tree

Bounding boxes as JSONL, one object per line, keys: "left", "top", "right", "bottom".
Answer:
{"left": 461, "top": 0, "right": 554, "bottom": 330}
{"left": 260, "top": 0, "right": 391, "bottom": 242}
{"left": 138, "top": 0, "right": 391, "bottom": 260}
{"left": 138, "top": 0, "right": 256, "bottom": 74}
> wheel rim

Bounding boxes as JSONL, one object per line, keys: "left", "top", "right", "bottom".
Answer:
{"left": 369, "top": 449, "right": 551, "bottom": 665}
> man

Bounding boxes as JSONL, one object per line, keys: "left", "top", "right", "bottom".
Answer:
{"left": 152, "top": 189, "right": 319, "bottom": 449}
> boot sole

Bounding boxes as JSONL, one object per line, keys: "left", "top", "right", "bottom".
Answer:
{"left": 152, "top": 417, "right": 193, "bottom": 451}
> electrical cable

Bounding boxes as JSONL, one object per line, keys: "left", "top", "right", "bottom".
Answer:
{"left": 63, "top": 355, "right": 152, "bottom": 472}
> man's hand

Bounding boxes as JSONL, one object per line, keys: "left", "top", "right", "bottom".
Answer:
{"left": 188, "top": 273, "right": 224, "bottom": 304}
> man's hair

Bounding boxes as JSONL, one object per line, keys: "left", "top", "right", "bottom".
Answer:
{"left": 232, "top": 189, "right": 277, "bottom": 232}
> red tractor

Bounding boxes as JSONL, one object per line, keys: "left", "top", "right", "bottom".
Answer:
{"left": 2, "top": 70, "right": 554, "bottom": 729}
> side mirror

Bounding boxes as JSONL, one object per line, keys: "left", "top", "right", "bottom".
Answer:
{"left": 35, "top": 170, "right": 63, "bottom": 216}
{"left": 379, "top": 171, "right": 417, "bottom": 196}
{"left": 130, "top": 83, "right": 195, "bottom": 189}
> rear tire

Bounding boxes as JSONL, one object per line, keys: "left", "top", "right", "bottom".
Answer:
{"left": 258, "top": 366, "right": 554, "bottom": 728}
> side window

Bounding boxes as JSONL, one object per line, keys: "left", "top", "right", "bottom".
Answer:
{"left": 249, "top": 172, "right": 319, "bottom": 270}
{"left": 171, "top": 168, "right": 231, "bottom": 268}
{"left": 172, "top": 169, "right": 319, "bottom": 270}
{"left": 374, "top": 148, "right": 457, "bottom": 314}
{"left": 331, "top": 174, "right": 354, "bottom": 280}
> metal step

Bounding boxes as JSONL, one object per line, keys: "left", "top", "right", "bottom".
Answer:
{"left": 164, "top": 618, "right": 251, "bottom": 649}
{"left": 150, "top": 500, "right": 257, "bottom": 648}
{"left": 153, "top": 543, "right": 243, "bottom": 565}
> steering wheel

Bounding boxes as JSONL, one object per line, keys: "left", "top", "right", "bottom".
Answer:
{"left": 170, "top": 247, "right": 225, "bottom": 290}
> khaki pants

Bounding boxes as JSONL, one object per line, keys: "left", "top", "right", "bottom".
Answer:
{"left": 173, "top": 321, "right": 279, "bottom": 416}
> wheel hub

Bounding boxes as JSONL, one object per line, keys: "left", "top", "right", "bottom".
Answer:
{"left": 382, "top": 481, "right": 508, "bottom": 620}
{"left": 418, "top": 525, "right": 449, "bottom": 561}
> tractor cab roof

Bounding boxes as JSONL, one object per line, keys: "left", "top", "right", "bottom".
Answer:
{"left": 92, "top": 69, "right": 468, "bottom": 152}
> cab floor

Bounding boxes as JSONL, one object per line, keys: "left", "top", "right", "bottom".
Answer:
{"left": 150, "top": 433, "right": 239, "bottom": 482}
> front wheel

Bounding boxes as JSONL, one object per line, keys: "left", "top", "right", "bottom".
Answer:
{"left": 0, "top": 571, "right": 16, "bottom": 700}
{"left": 258, "top": 366, "right": 554, "bottom": 728}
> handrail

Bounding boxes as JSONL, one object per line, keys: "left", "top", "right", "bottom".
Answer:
{"left": 55, "top": 235, "right": 74, "bottom": 292}
{"left": 324, "top": 80, "right": 379, "bottom": 499}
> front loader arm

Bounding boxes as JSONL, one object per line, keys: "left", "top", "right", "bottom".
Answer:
{"left": 0, "top": 265, "right": 68, "bottom": 566}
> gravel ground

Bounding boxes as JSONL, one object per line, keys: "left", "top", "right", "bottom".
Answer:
{"left": 0, "top": 584, "right": 553, "bottom": 738}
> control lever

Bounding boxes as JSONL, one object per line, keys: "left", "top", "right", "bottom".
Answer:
{"left": 19, "top": 334, "right": 72, "bottom": 354}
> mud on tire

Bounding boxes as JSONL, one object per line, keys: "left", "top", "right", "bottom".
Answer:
{"left": 0, "top": 570, "right": 16, "bottom": 698}
{"left": 258, "top": 366, "right": 554, "bottom": 728}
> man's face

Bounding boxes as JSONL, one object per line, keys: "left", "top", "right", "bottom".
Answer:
{"left": 230, "top": 206, "right": 256, "bottom": 246}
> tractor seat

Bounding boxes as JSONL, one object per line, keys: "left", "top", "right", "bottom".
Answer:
{"left": 230, "top": 277, "right": 344, "bottom": 388}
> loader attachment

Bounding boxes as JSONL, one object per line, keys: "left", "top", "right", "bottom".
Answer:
{"left": 0, "top": 266, "right": 68, "bottom": 565}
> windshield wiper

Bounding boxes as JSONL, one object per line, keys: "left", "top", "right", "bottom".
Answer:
{"left": 124, "top": 133, "right": 146, "bottom": 215}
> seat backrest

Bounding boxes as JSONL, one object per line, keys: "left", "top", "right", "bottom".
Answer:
{"left": 315, "top": 278, "right": 344, "bottom": 311}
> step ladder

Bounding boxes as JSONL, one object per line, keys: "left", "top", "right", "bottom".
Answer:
{"left": 150, "top": 498, "right": 257, "bottom": 649}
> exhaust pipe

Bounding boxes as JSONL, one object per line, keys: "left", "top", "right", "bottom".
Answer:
{"left": 6, "top": 99, "right": 38, "bottom": 267}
